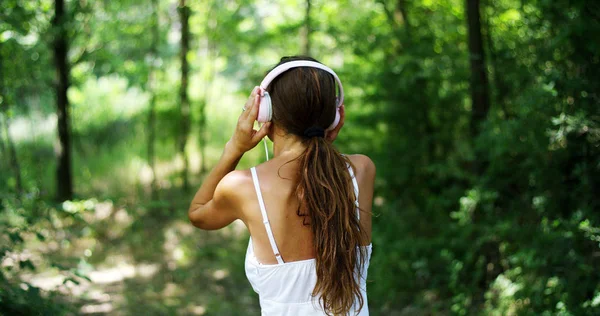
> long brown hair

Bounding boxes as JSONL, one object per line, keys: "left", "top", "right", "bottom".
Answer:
{"left": 267, "top": 56, "right": 369, "bottom": 315}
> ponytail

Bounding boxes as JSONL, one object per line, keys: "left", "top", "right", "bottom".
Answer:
{"left": 296, "top": 137, "right": 368, "bottom": 315}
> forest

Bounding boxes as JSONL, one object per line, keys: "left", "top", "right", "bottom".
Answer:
{"left": 1, "top": 0, "right": 599, "bottom": 315}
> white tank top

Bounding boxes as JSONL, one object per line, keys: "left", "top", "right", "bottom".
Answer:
{"left": 245, "top": 166, "right": 372, "bottom": 315}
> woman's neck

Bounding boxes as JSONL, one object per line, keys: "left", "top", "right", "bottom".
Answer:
{"left": 271, "top": 128, "right": 307, "bottom": 159}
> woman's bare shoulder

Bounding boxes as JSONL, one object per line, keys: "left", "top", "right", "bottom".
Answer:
{"left": 216, "top": 170, "right": 255, "bottom": 207}
{"left": 219, "top": 169, "right": 253, "bottom": 191}
{"left": 346, "top": 154, "right": 376, "bottom": 180}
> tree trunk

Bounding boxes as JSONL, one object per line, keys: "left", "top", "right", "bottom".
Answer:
{"left": 178, "top": 0, "right": 191, "bottom": 191}
{"left": 147, "top": 0, "right": 159, "bottom": 200}
{"left": 397, "top": 0, "right": 411, "bottom": 40}
{"left": 199, "top": 6, "right": 217, "bottom": 175}
{"left": 0, "top": 44, "right": 21, "bottom": 196}
{"left": 482, "top": 2, "right": 512, "bottom": 120}
{"left": 0, "top": 114, "right": 23, "bottom": 194}
{"left": 53, "top": 0, "right": 73, "bottom": 201}
{"left": 0, "top": 117, "right": 5, "bottom": 156}
{"left": 0, "top": 43, "right": 5, "bottom": 157}
{"left": 466, "top": 0, "right": 497, "bottom": 306}
{"left": 466, "top": 0, "right": 491, "bottom": 138}
{"left": 0, "top": 84, "right": 23, "bottom": 193}
{"left": 301, "top": 0, "right": 311, "bottom": 56}
{"left": 199, "top": 99, "right": 206, "bottom": 174}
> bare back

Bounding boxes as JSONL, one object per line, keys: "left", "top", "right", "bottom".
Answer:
{"left": 239, "top": 154, "right": 374, "bottom": 265}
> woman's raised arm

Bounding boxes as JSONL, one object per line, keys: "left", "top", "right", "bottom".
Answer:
{"left": 188, "top": 87, "right": 271, "bottom": 230}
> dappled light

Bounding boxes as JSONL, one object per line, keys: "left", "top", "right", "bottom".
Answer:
{"left": 2, "top": 0, "right": 599, "bottom": 315}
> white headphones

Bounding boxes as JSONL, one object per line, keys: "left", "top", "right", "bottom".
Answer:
{"left": 257, "top": 60, "right": 344, "bottom": 131}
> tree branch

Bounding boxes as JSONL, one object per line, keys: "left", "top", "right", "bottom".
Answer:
{"left": 377, "top": 0, "right": 399, "bottom": 29}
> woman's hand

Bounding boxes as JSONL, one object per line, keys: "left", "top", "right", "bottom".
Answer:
{"left": 325, "top": 104, "right": 345, "bottom": 143}
{"left": 226, "top": 86, "right": 272, "bottom": 156}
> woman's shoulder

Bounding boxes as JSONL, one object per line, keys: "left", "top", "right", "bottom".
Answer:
{"left": 215, "top": 169, "right": 255, "bottom": 204}
{"left": 345, "top": 154, "right": 376, "bottom": 180}
{"left": 215, "top": 169, "right": 262, "bottom": 222}
{"left": 219, "top": 169, "right": 253, "bottom": 189}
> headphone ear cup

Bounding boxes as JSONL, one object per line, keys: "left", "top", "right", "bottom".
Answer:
{"left": 327, "top": 107, "right": 341, "bottom": 131}
{"left": 257, "top": 90, "right": 272, "bottom": 123}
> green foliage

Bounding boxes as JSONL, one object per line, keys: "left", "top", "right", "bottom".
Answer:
{"left": 0, "top": 277, "right": 75, "bottom": 315}
{"left": 341, "top": 0, "right": 599, "bottom": 315}
{"left": 0, "top": 191, "right": 92, "bottom": 314}
{"left": 1, "top": 0, "right": 599, "bottom": 314}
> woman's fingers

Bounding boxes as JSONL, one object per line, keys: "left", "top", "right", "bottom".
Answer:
{"left": 241, "top": 87, "right": 259, "bottom": 118}
{"left": 247, "top": 87, "right": 261, "bottom": 121}
{"left": 252, "top": 122, "right": 271, "bottom": 143}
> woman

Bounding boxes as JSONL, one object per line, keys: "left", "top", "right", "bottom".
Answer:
{"left": 188, "top": 56, "right": 375, "bottom": 315}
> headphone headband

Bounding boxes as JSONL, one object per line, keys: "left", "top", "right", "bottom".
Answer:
{"left": 259, "top": 60, "right": 344, "bottom": 108}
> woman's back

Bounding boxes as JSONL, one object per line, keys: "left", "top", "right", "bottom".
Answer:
{"left": 239, "top": 154, "right": 374, "bottom": 315}
{"left": 240, "top": 154, "right": 373, "bottom": 265}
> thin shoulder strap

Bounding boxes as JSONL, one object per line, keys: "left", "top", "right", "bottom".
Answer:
{"left": 250, "top": 167, "right": 284, "bottom": 264}
{"left": 347, "top": 164, "right": 360, "bottom": 220}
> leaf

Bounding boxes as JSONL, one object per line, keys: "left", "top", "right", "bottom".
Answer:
{"left": 19, "top": 259, "right": 35, "bottom": 271}
{"left": 74, "top": 270, "right": 92, "bottom": 282}
{"left": 63, "top": 277, "right": 79, "bottom": 285}
{"left": 35, "top": 232, "right": 46, "bottom": 241}
{"left": 9, "top": 232, "right": 24, "bottom": 243}
{"left": 51, "top": 262, "right": 68, "bottom": 270}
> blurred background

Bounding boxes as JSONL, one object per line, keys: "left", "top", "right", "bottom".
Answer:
{"left": 1, "top": 0, "right": 599, "bottom": 315}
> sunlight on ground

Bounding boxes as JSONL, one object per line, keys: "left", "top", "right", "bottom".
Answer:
{"left": 188, "top": 305, "right": 207, "bottom": 315}
{"left": 80, "top": 302, "right": 113, "bottom": 314}
{"left": 6, "top": 107, "right": 259, "bottom": 313}
{"left": 89, "top": 264, "right": 135, "bottom": 284}
{"left": 10, "top": 193, "right": 259, "bottom": 315}
{"left": 26, "top": 261, "right": 161, "bottom": 314}
{"left": 27, "top": 262, "right": 160, "bottom": 289}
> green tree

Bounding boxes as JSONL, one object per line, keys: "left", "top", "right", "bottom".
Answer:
{"left": 0, "top": 44, "right": 23, "bottom": 194}
{"left": 466, "top": 0, "right": 490, "bottom": 139}
{"left": 178, "top": 0, "right": 191, "bottom": 191}
{"left": 52, "top": 0, "right": 73, "bottom": 201}
{"left": 302, "top": 0, "right": 312, "bottom": 56}
{"left": 147, "top": 0, "right": 160, "bottom": 200}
